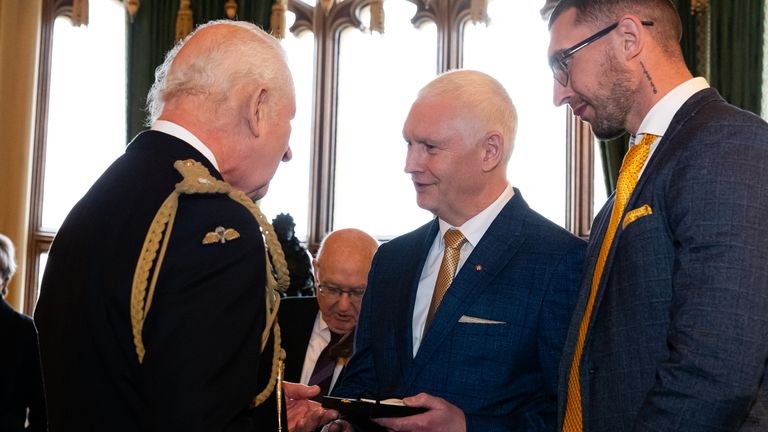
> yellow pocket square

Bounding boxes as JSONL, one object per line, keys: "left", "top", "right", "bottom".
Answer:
{"left": 622, "top": 204, "right": 652, "bottom": 229}
{"left": 203, "top": 226, "right": 240, "bottom": 244}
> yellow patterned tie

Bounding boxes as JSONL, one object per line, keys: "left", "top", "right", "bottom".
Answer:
{"left": 424, "top": 229, "right": 467, "bottom": 333}
{"left": 562, "top": 133, "right": 658, "bottom": 432}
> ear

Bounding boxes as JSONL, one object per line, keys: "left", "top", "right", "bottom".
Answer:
{"left": 480, "top": 131, "right": 504, "bottom": 172}
{"left": 247, "top": 88, "right": 269, "bottom": 138}
{"left": 616, "top": 15, "right": 645, "bottom": 61}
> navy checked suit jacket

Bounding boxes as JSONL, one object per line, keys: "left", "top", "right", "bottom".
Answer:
{"left": 335, "top": 191, "right": 586, "bottom": 431}
{"left": 558, "top": 88, "right": 768, "bottom": 431}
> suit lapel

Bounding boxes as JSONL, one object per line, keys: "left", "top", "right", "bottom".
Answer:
{"left": 574, "top": 195, "right": 613, "bottom": 349}
{"left": 626, "top": 88, "right": 717, "bottom": 213}
{"left": 584, "top": 88, "right": 720, "bottom": 339}
{"left": 396, "top": 221, "right": 440, "bottom": 376}
{"left": 406, "top": 192, "right": 528, "bottom": 386}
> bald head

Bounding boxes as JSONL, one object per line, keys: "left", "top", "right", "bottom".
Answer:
{"left": 314, "top": 229, "right": 379, "bottom": 334}
{"left": 416, "top": 70, "right": 517, "bottom": 163}
{"left": 316, "top": 229, "right": 379, "bottom": 268}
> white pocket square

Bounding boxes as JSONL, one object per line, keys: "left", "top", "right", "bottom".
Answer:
{"left": 458, "top": 315, "right": 506, "bottom": 324}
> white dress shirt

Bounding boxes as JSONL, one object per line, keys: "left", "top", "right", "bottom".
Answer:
{"left": 299, "top": 312, "right": 345, "bottom": 392}
{"left": 633, "top": 77, "right": 709, "bottom": 178}
{"left": 151, "top": 120, "right": 220, "bottom": 172}
{"left": 411, "top": 184, "right": 515, "bottom": 356}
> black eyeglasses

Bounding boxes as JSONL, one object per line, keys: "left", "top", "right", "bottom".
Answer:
{"left": 549, "top": 20, "right": 654, "bottom": 86}
{"left": 317, "top": 284, "right": 366, "bottom": 301}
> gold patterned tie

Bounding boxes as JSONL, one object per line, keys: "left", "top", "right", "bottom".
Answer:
{"left": 424, "top": 228, "right": 467, "bottom": 334}
{"left": 562, "top": 133, "right": 658, "bottom": 432}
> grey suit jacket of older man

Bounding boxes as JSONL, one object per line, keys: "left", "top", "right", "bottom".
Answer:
{"left": 559, "top": 88, "right": 768, "bottom": 431}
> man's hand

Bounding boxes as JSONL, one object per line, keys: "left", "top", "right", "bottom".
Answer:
{"left": 283, "top": 381, "right": 339, "bottom": 432}
{"left": 373, "top": 393, "right": 466, "bottom": 432}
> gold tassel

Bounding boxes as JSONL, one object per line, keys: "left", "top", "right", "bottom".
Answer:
{"left": 71, "top": 0, "right": 89, "bottom": 26}
{"left": 175, "top": 0, "right": 194, "bottom": 41}
{"left": 470, "top": 0, "right": 489, "bottom": 26}
{"left": 320, "top": 0, "right": 335, "bottom": 15}
{"left": 370, "top": 0, "right": 385, "bottom": 34}
{"left": 225, "top": 0, "right": 238, "bottom": 20}
{"left": 691, "top": 0, "right": 709, "bottom": 14}
{"left": 271, "top": 0, "right": 287, "bottom": 40}
{"left": 126, "top": 0, "right": 140, "bottom": 23}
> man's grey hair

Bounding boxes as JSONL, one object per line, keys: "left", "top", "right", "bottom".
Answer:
{"left": 0, "top": 234, "right": 17, "bottom": 298}
{"left": 146, "top": 20, "right": 292, "bottom": 125}
{"left": 418, "top": 69, "right": 518, "bottom": 163}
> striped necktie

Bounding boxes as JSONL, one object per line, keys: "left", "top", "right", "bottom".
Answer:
{"left": 562, "top": 133, "right": 658, "bottom": 431}
{"left": 308, "top": 331, "right": 343, "bottom": 400}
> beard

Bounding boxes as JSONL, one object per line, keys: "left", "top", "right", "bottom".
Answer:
{"left": 585, "top": 53, "right": 635, "bottom": 140}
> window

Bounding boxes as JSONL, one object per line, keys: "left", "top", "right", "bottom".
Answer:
{"left": 463, "top": 0, "right": 567, "bottom": 226}
{"left": 271, "top": 0, "right": 596, "bottom": 248}
{"left": 27, "top": 0, "right": 126, "bottom": 310}
{"left": 259, "top": 9, "right": 315, "bottom": 240}
{"left": 333, "top": 2, "right": 437, "bottom": 237}
{"left": 25, "top": 0, "right": 599, "bottom": 305}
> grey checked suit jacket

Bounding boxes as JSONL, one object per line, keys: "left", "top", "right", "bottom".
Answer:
{"left": 559, "top": 88, "right": 768, "bottom": 431}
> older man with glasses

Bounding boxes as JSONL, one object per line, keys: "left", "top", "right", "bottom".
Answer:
{"left": 279, "top": 229, "right": 379, "bottom": 399}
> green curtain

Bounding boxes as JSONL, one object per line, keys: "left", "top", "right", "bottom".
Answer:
{"left": 676, "top": 0, "right": 699, "bottom": 76}
{"left": 709, "top": 0, "right": 764, "bottom": 115}
{"left": 126, "top": 0, "right": 274, "bottom": 142}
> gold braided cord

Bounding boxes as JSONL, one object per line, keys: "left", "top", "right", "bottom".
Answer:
{"left": 226, "top": 188, "right": 290, "bottom": 294}
{"left": 251, "top": 329, "right": 286, "bottom": 407}
{"left": 145, "top": 200, "right": 178, "bottom": 317}
{"left": 223, "top": 186, "right": 290, "bottom": 410}
{"left": 130, "top": 157, "right": 290, "bottom": 423}
{"left": 130, "top": 193, "right": 178, "bottom": 363}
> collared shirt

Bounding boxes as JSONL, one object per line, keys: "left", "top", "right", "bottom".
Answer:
{"left": 299, "top": 312, "right": 345, "bottom": 392}
{"left": 151, "top": 120, "right": 220, "bottom": 172}
{"left": 632, "top": 77, "right": 709, "bottom": 178}
{"left": 411, "top": 184, "right": 515, "bottom": 356}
